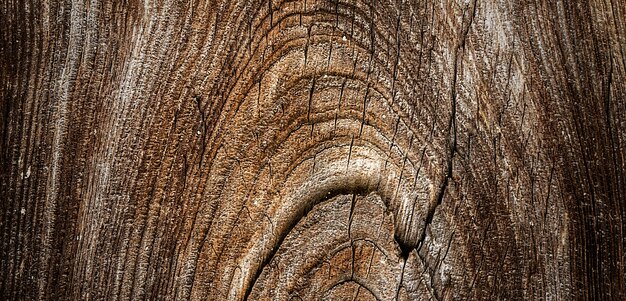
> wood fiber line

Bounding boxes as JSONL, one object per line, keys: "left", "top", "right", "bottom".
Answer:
{"left": 1, "top": 0, "right": 625, "bottom": 300}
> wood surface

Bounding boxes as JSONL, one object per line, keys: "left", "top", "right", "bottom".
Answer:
{"left": 1, "top": 0, "right": 625, "bottom": 299}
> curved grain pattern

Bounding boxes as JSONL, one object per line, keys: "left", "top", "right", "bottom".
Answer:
{"left": 1, "top": 0, "right": 625, "bottom": 300}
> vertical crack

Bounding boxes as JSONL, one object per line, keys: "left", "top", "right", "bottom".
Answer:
{"left": 394, "top": 257, "right": 408, "bottom": 300}
{"left": 304, "top": 26, "right": 311, "bottom": 66}
{"left": 346, "top": 136, "right": 354, "bottom": 170}
{"left": 348, "top": 194, "right": 357, "bottom": 279}
{"left": 308, "top": 75, "right": 316, "bottom": 137}
{"left": 360, "top": 83, "right": 370, "bottom": 137}
{"left": 334, "top": 79, "right": 346, "bottom": 135}
{"left": 414, "top": 0, "right": 476, "bottom": 254}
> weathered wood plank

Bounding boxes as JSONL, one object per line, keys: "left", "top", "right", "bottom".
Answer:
{"left": 1, "top": 0, "right": 624, "bottom": 299}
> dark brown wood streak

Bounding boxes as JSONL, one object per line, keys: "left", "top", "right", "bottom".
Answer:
{"left": 1, "top": 0, "right": 625, "bottom": 300}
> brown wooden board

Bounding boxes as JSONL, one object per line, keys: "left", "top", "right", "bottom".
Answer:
{"left": 1, "top": 0, "right": 625, "bottom": 299}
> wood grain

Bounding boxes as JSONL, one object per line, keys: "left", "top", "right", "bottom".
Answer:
{"left": 1, "top": 0, "right": 625, "bottom": 300}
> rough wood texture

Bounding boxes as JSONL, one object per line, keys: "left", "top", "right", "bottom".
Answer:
{"left": 1, "top": 0, "right": 625, "bottom": 300}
